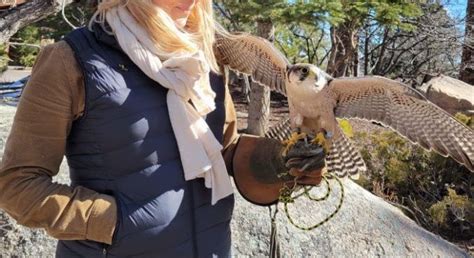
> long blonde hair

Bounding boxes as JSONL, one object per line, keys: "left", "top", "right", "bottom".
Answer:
{"left": 89, "top": 0, "right": 225, "bottom": 73}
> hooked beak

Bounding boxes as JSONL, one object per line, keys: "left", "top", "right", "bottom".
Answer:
{"left": 327, "top": 77, "right": 333, "bottom": 86}
{"left": 323, "top": 71, "right": 334, "bottom": 86}
{"left": 286, "top": 64, "right": 294, "bottom": 82}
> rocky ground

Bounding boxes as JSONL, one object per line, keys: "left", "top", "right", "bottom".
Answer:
{"left": 0, "top": 91, "right": 471, "bottom": 257}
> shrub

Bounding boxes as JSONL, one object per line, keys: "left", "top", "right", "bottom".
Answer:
{"left": 349, "top": 118, "right": 473, "bottom": 242}
{"left": 10, "top": 26, "right": 40, "bottom": 67}
{"left": 338, "top": 119, "right": 354, "bottom": 138}
{"left": 454, "top": 113, "right": 473, "bottom": 129}
{"left": 0, "top": 44, "right": 8, "bottom": 73}
{"left": 428, "top": 188, "right": 474, "bottom": 239}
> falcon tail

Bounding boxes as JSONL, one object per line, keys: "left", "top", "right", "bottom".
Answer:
{"left": 265, "top": 118, "right": 293, "bottom": 142}
{"left": 265, "top": 118, "right": 367, "bottom": 179}
{"left": 326, "top": 127, "right": 366, "bottom": 179}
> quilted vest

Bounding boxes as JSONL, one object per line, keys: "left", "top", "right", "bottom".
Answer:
{"left": 57, "top": 24, "right": 234, "bottom": 258}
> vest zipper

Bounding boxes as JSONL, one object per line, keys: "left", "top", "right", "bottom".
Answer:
{"left": 188, "top": 181, "right": 198, "bottom": 258}
{"left": 102, "top": 243, "right": 109, "bottom": 257}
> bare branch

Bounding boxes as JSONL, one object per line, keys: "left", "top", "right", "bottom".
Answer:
{"left": 0, "top": 0, "right": 75, "bottom": 44}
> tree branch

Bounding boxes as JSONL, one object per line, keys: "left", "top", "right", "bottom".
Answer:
{"left": 0, "top": 0, "right": 75, "bottom": 44}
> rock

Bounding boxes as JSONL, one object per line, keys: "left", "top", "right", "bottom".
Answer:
{"left": 0, "top": 104, "right": 470, "bottom": 257}
{"left": 0, "top": 66, "right": 31, "bottom": 83}
{"left": 418, "top": 75, "right": 474, "bottom": 115}
{"left": 231, "top": 179, "right": 469, "bottom": 257}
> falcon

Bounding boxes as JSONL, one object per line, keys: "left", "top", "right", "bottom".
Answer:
{"left": 213, "top": 33, "right": 474, "bottom": 177}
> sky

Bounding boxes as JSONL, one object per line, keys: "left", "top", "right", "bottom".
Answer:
{"left": 285, "top": 1, "right": 468, "bottom": 20}
{"left": 442, "top": 0, "right": 468, "bottom": 33}
{"left": 443, "top": 0, "right": 467, "bottom": 20}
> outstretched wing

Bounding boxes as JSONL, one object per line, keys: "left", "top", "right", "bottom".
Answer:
{"left": 214, "top": 33, "right": 289, "bottom": 96}
{"left": 327, "top": 76, "right": 474, "bottom": 172}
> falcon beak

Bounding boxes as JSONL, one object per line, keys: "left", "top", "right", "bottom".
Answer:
{"left": 286, "top": 64, "right": 295, "bottom": 82}
{"left": 327, "top": 77, "right": 333, "bottom": 85}
{"left": 286, "top": 64, "right": 293, "bottom": 77}
{"left": 323, "top": 71, "right": 334, "bottom": 86}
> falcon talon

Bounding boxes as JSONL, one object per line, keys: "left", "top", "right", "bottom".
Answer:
{"left": 311, "top": 132, "right": 330, "bottom": 153}
{"left": 282, "top": 131, "right": 307, "bottom": 155}
{"left": 311, "top": 132, "right": 325, "bottom": 145}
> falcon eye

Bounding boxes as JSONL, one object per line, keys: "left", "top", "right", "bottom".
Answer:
{"left": 301, "top": 67, "right": 309, "bottom": 74}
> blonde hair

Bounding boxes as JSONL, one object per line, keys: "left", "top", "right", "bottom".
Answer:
{"left": 89, "top": 0, "right": 227, "bottom": 73}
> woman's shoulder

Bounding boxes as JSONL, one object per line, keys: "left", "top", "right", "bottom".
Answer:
{"left": 40, "top": 40, "right": 75, "bottom": 61}
{"left": 34, "top": 40, "right": 81, "bottom": 80}
{"left": 30, "top": 40, "right": 84, "bottom": 119}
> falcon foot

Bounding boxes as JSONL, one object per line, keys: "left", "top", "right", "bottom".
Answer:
{"left": 311, "top": 132, "right": 331, "bottom": 153}
{"left": 282, "top": 130, "right": 307, "bottom": 156}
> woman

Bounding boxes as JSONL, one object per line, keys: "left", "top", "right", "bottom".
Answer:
{"left": 0, "top": 0, "right": 325, "bottom": 257}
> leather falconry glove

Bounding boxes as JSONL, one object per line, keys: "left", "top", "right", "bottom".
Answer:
{"left": 231, "top": 135, "right": 327, "bottom": 206}
{"left": 241, "top": 136, "right": 326, "bottom": 186}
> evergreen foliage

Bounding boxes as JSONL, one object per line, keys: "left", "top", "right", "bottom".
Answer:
{"left": 0, "top": 44, "right": 8, "bottom": 73}
{"left": 12, "top": 26, "right": 40, "bottom": 67}
{"left": 7, "top": 3, "right": 94, "bottom": 67}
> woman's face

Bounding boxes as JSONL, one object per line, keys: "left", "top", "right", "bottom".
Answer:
{"left": 152, "top": 0, "right": 197, "bottom": 27}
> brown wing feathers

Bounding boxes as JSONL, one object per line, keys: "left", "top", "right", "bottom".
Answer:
{"left": 214, "top": 33, "right": 289, "bottom": 96}
{"left": 215, "top": 33, "right": 474, "bottom": 174}
{"left": 329, "top": 76, "right": 474, "bottom": 172}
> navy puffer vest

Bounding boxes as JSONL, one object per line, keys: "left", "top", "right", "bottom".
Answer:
{"left": 57, "top": 24, "right": 234, "bottom": 257}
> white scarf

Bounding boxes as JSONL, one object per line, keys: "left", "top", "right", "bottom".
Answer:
{"left": 105, "top": 6, "right": 233, "bottom": 205}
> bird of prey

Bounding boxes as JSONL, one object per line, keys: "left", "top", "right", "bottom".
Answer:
{"left": 214, "top": 33, "right": 474, "bottom": 178}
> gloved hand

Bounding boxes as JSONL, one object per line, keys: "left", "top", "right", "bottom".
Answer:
{"left": 230, "top": 134, "right": 327, "bottom": 205}
{"left": 283, "top": 135, "right": 326, "bottom": 186}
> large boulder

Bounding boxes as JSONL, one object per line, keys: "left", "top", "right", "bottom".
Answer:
{"left": 0, "top": 104, "right": 470, "bottom": 257}
{"left": 231, "top": 179, "right": 469, "bottom": 257}
{"left": 419, "top": 75, "right": 474, "bottom": 115}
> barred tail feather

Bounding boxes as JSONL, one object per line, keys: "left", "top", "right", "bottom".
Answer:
{"left": 265, "top": 117, "right": 292, "bottom": 141}
{"left": 266, "top": 118, "right": 367, "bottom": 179}
{"left": 326, "top": 128, "right": 366, "bottom": 179}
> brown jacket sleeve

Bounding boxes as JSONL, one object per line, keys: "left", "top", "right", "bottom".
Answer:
{"left": 0, "top": 41, "right": 116, "bottom": 244}
{"left": 221, "top": 78, "right": 289, "bottom": 205}
{"left": 220, "top": 69, "right": 287, "bottom": 182}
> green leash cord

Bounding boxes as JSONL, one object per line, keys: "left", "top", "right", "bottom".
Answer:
{"left": 269, "top": 176, "right": 344, "bottom": 257}
{"left": 278, "top": 176, "right": 344, "bottom": 231}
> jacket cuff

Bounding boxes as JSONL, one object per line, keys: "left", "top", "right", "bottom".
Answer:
{"left": 86, "top": 194, "right": 117, "bottom": 244}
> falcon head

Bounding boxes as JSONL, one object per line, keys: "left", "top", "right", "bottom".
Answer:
{"left": 287, "top": 64, "right": 333, "bottom": 93}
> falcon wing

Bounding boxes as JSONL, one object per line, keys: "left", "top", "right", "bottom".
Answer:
{"left": 214, "top": 33, "right": 289, "bottom": 96}
{"left": 327, "top": 76, "right": 474, "bottom": 172}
